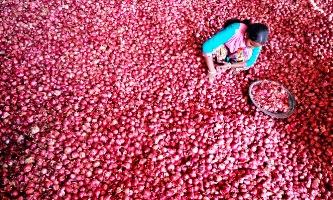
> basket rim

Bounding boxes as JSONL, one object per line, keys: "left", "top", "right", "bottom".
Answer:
{"left": 248, "top": 80, "right": 296, "bottom": 118}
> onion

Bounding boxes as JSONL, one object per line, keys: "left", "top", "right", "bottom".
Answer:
{"left": 250, "top": 81, "right": 290, "bottom": 113}
{"left": 0, "top": 0, "right": 331, "bottom": 199}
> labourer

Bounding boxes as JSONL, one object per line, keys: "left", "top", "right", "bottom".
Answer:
{"left": 202, "top": 19, "right": 269, "bottom": 82}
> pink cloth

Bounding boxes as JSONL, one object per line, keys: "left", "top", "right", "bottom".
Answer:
{"left": 224, "top": 24, "right": 253, "bottom": 62}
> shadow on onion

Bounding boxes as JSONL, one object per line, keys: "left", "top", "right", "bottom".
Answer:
{"left": 248, "top": 80, "right": 296, "bottom": 118}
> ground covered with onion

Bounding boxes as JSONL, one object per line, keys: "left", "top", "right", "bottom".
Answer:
{"left": 0, "top": 0, "right": 332, "bottom": 199}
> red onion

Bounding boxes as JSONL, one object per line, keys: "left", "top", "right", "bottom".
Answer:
{"left": 250, "top": 81, "right": 290, "bottom": 113}
{"left": 0, "top": 0, "right": 331, "bottom": 199}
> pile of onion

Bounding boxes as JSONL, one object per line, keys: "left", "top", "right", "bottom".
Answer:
{"left": 0, "top": 0, "right": 332, "bottom": 199}
{"left": 250, "top": 80, "right": 291, "bottom": 114}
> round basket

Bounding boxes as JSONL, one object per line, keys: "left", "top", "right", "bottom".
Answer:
{"left": 248, "top": 80, "right": 296, "bottom": 118}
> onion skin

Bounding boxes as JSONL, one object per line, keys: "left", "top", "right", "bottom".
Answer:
{"left": 0, "top": 0, "right": 332, "bottom": 199}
